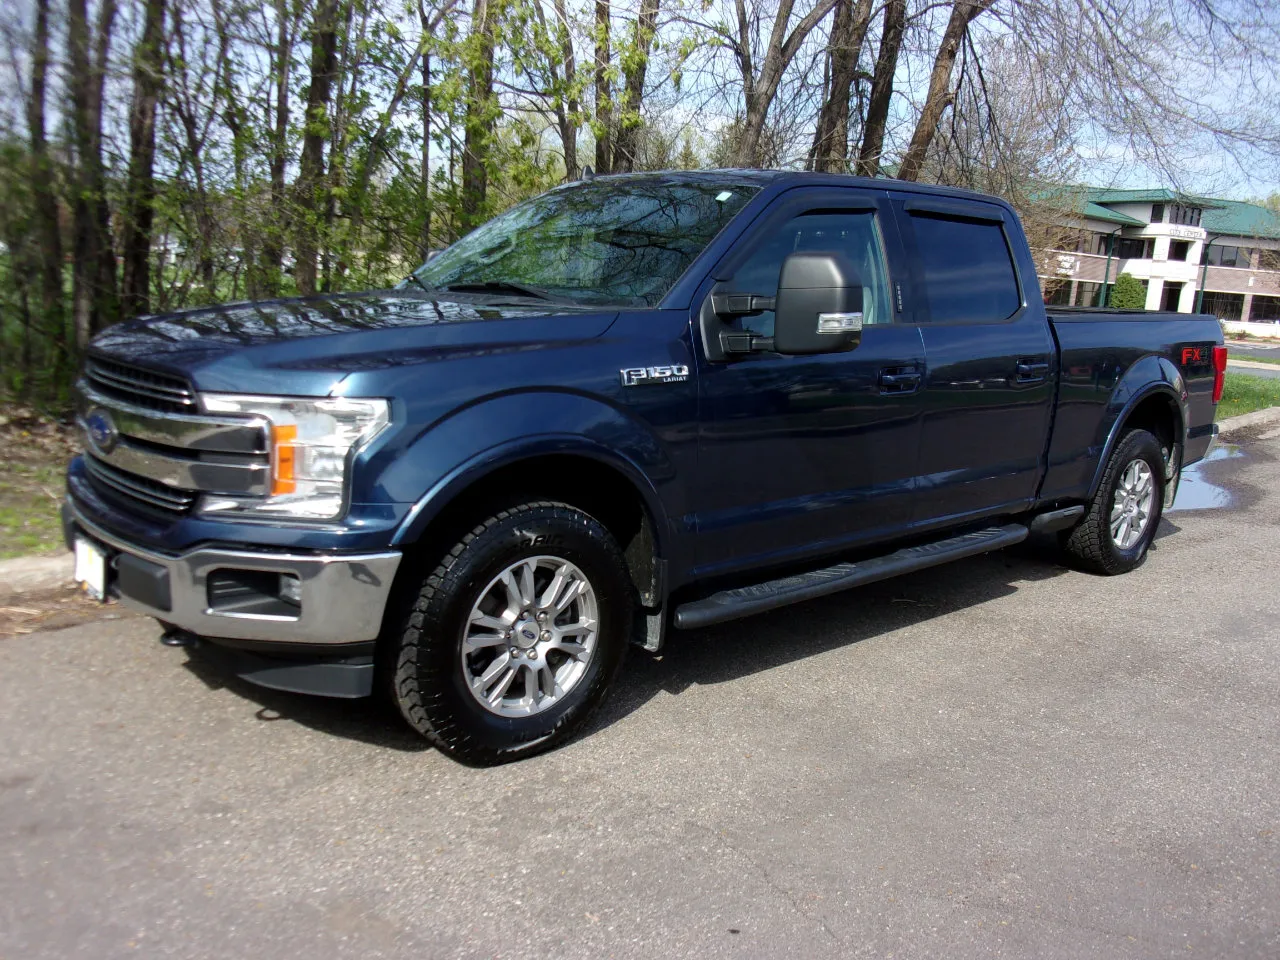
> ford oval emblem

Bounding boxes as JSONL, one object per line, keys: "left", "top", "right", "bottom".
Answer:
{"left": 85, "top": 408, "right": 119, "bottom": 454}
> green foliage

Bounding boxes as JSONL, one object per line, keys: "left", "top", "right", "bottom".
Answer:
{"left": 1110, "top": 272, "right": 1147, "bottom": 309}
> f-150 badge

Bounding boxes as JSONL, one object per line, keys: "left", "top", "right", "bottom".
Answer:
{"left": 620, "top": 364, "right": 689, "bottom": 386}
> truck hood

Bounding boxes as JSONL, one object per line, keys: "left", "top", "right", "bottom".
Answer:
{"left": 87, "top": 290, "right": 618, "bottom": 395}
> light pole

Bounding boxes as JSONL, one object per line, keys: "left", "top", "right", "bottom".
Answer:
{"left": 1099, "top": 227, "right": 1122, "bottom": 306}
{"left": 1194, "top": 233, "right": 1223, "bottom": 313}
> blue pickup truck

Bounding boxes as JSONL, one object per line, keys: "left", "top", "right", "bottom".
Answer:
{"left": 64, "top": 171, "right": 1224, "bottom": 763}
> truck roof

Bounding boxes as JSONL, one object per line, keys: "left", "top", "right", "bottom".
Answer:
{"left": 565, "top": 168, "right": 1014, "bottom": 208}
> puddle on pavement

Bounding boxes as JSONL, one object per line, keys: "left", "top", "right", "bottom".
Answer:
{"left": 1168, "top": 444, "right": 1243, "bottom": 512}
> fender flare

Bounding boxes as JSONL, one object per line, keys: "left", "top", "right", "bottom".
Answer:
{"left": 389, "top": 432, "right": 672, "bottom": 557}
{"left": 1086, "top": 357, "right": 1188, "bottom": 499}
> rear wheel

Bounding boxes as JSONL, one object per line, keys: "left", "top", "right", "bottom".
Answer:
{"left": 1063, "top": 428, "right": 1165, "bottom": 575}
{"left": 391, "top": 501, "right": 632, "bottom": 765}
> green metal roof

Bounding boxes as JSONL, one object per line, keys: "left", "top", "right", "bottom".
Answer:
{"left": 1200, "top": 199, "right": 1280, "bottom": 239}
{"left": 1082, "top": 201, "right": 1146, "bottom": 226}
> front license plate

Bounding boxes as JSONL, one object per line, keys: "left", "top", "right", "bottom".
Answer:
{"left": 73, "top": 537, "right": 108, "bottom": 601}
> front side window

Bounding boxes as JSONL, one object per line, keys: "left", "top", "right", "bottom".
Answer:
{"left": 409, "top": 178, "right": 761, "bottom": 307}
{"left": 723, "top": 210, "right": 893, "bottom": 338}
{"left": 908, "top": 213, "right": 1021, "bottom": 323}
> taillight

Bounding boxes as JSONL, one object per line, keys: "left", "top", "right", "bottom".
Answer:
{"left": 1212, "top": 345, "right": 1228, "bottom": 404}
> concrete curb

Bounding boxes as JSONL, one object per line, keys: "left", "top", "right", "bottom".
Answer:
{"left": 0, "top": 554, "right": 73, "bottom": 601}
{"left": 1216, "top": 406, "right": 1280, "bottom": 437}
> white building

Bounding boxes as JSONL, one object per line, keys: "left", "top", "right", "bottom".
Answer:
{"left": 1039, "top": 188, "right": 1280, "bottom": 321}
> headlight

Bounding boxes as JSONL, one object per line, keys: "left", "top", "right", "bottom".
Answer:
{"left": 198, "top": 394, "right": 390, "bottom": 520}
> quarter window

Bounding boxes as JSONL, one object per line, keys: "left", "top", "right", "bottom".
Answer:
{"left": 908, "top": 213, "right": 1021, "bottom": 323}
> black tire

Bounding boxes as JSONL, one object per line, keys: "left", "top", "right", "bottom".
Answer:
{"left": 391, "top": 501, "right": 632, "bottom": 765}
{"left": 1063, "top": 428, "right": 1165, "bottom": 575}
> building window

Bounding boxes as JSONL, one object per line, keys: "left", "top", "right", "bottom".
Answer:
{"left": 1114, "top": 237, "right": 1154, "bottom": 259}
{"left": 1169, "top": 240, "right": 1191, "bottom": 262}
{"left": 1041, "top": 278, "right": 1072, "bottom": 305}
{"left": 1169, "top": 204, "right": 1202, "bottom": 227}
{"left": 1201, "top": 291, "right": 1245, "bottom": 321}
{"left": 1161, "top": 281, "right": 1184, "bottom": 311}
{"left": 1204, "top": 245, "right": 1255, "bottom": 268}
{"left": 1150, "top": 203, "right": 1165, "bottom": 223}
{"left": 1252, "top": 295, "right": 1280, "bottom": 323}
{"left": 1258, "top": 249, "right": 1280, "bottom": 271}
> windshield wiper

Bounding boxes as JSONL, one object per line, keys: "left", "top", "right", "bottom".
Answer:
{"left": 404, "top": 273, "right": 435, "bottom": 294}
{"left": 438, "top": 280, "right": 562, "bottom": 302}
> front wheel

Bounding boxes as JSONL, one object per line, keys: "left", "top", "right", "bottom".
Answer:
{"left": 390, "top": 501, "right": 633, "bottom": 765}
{"left": 1063, "top": 428, "right": 1165, "bottom": 575}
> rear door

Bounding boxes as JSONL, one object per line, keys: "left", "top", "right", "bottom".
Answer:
{"left": 891, "top": 195, "right": 1056, "bottom": 529}
{"left": 691, "top": 187, "right": 926, "bottom": 577}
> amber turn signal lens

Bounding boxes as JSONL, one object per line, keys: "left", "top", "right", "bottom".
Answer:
{"left": 271, "top": 424, "right": 298, "bottom": 495}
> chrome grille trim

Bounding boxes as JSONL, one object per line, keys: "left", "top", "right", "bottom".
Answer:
{"left": 75, "top": 382, "right": 268, "bottom": 455}
{"left": 75, "top": 420, "right": 269, "bottom": 495}
{"left": 84, "top": 454, "right": 197, "bottom": 514}
{"left": 84, "top": 357, "right": 196, "bottom": 412}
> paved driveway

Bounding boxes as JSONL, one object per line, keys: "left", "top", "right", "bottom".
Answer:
{"left": 2, "top": 434, "right": 1278, "bottom": 960}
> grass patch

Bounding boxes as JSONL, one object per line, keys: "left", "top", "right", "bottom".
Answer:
{"left": 1217, "top": 372, "right": 1280, "bottom": 421}
{"left": 0, "top": 408, "right": 77, "bottom": 559}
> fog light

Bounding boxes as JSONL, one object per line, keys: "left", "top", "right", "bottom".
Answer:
{"left": 279, "top": 574, "right": 302, "bottom": 607}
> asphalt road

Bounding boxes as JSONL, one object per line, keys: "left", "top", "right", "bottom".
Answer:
{"left": 1226, "top": 340, "right": 1280, "bottom": 361}
{"left": 3, "top": 434, "right": 1279, "bottom": 960}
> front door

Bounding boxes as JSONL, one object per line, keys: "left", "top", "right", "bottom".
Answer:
{"left": 692, "top": 188, "right": 925, "bottom": 578}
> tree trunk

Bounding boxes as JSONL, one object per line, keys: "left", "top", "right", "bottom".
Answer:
{"left": 67, "top": 0, "right": 119, "bottom": 348}
{"left": 295, "top": 0, "right": 340, "bottom": 294}
{"left": 593, "top": 0, "right": 612, "bottom": 173}
{"left": 733, "top": 0, "right": 839, "bottom": 167}
{"left": 27, "top": 0, "right": 66, "bottom": 372}
{"left": 809, "top": 0, "right": 873, "bottom": 173}
{"left": 261, "top": 0, "right": 293, "bottom": 294}
{"left": 611, "top": 0, "right": 661, "bottom": 173}
{"left": 421, "top": 39, "right": 432, "bottom": 259}
{"left": 897, "top": 0, "right": 993, "bottom": 182}
{"left": 460, "top": 0, "right": 495, "bottom": 232}
{"left": 855, "top": 0, "right": 904, "bottom": 178}
{"left": 553, "top": 0, "right": 578, "bottom": 179}
{"left": 121, "top": 0, "right": 166, "bottom": 319}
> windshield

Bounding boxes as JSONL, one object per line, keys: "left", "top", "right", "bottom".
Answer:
{"left": 409, "top": 177, "right": 762, "bottom": 307}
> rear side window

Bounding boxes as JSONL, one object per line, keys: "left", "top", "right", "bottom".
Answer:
{"left": 908, "top": 213, "right": 1021, "bottom": 323}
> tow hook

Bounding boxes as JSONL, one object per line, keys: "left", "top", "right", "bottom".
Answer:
{"left": 160, "top": 627, "right": 199, "bottom": 648}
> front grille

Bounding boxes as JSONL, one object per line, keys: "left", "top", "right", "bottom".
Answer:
{"left": 84, "top": 357, "right": 196, "bottom": 413}
{"left": 84, "top": 454, "right": 197, "bottom": 518}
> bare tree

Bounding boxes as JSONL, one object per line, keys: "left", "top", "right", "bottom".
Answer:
{"left": 121, "top": 0, "right": 167, "bottom": 318}
{"left": 67, "top": 0, "right": 119, "bottom": 347}
{"left": 26, "top": 0, "right": 66, "bottom": 368}
{"left": 809, "top": 0, "right": 873, "bottom": 172}
{"left": 898, "top": 0, "right": 994, "bottom": 182}
{"left": 854, "top": 0, "right": 904, "bottom": 177}
{"left": 730, "top": 0, "right": 840, "bottom": 166}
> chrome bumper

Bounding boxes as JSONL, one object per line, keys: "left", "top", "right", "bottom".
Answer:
{"left": 64, "top": 500, "right": 401, "bottom": 645}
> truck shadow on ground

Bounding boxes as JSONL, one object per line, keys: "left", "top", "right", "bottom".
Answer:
{"left": 592, "top": 535, "right": 1080, "bottom": 734}
{"left": 181, "top": 531, "right": 1138, "bottom": 753}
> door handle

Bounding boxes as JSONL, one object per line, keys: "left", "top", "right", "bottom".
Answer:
{"left": 879, "top": 366, "right": 922, "bottom": 394}
{"left": 1016, "top": 359, "right": 1050, "bottom": 384}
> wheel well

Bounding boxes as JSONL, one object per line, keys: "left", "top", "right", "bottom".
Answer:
{"left": 1121, "top": 392, "right": 1182, "bottom": 461}
{"left": 404, "top": 454, "right": 662, "bottom": 608}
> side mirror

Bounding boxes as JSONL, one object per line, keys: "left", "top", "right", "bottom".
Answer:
{"left": 773, "top": 251, "right": 864, "bottom": 355}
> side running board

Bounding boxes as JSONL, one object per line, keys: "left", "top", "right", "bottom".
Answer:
{"left": 673, "top": 523, "right": 1029, "bottom": 630}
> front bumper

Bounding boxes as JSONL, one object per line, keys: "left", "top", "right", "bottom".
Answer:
{"left": 63, "top": 498, "right": 402, "bottom": 646}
